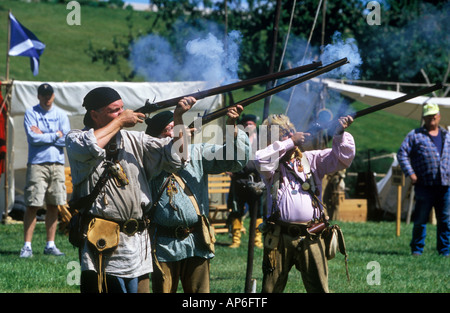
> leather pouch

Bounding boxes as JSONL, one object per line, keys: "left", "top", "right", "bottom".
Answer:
{"left": 200, "top": 214, "right": 216, "bottom": 254}
{"left": 87, "top": 218, "right": 120, "bottom": 253}
{"left": 86, "top": 218, "right": 120, "bottom": 292}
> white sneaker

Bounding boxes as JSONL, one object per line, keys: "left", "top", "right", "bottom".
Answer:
{"left": 43, "top": 246, "right": 65, "bottom": 256}
{"left": 20, "top": 246, "right": 33, "bottom": 258}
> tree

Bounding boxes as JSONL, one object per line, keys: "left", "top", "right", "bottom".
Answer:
{"left": 85, "top": 0, "right": 449, "bottom": 87}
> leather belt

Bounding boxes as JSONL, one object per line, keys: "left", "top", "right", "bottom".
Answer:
{"left": 117, "top": 218, "right": 148, "bottom": 236}
{"left": 276, "top": 221, "right": 309, "bottom": 237}
{"left": 156, "top": 221, "right": 201, "bottom": 240}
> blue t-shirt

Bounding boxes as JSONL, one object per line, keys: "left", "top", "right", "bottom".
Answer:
{"left": 430, "top": 129, "right": 443, "bottom": 156}
{"left": 24, "top": 104, "right": 71, "bottom": 165}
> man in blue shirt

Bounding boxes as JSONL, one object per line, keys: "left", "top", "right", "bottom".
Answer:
{"left": 397, "top": 103, "right": 450, "bottom": 257}
{"left": 144, "top": 107, "right": 249, "bottom": 293}
{"left": 20, "top": 83, "right": 71, "bottom": 258}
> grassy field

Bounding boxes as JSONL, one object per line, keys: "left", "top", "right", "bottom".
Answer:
{"left": 0, "top": 219, "right": 448, "bottom": 293}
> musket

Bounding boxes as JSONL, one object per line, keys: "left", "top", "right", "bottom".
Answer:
{"left": 308, "top": 82, "right": 443, "bottom": 132}
{"left": 188, "top": 57, "right": 349, "bottom": 128}
{"left": 352, "top": 83, "right": 443, "bottom": 119}
{"left": 134, "top": 61, "right": 322, "bottom": 114}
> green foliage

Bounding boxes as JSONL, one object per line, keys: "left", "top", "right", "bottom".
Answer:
{"left": 357, "top": 1, "right": 450, "bottom": 85}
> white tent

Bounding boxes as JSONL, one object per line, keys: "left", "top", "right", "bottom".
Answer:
{"left": 376, "top": 156, "right": 414, "bottom": 220}
{"left": 0, "top": 80, "right": 224, "bottom": 221}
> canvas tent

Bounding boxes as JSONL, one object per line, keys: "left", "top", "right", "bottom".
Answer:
{"left": 0, "top": 80, "right": 223, "bottom": 221}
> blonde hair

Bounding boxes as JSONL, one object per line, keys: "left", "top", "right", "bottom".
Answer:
{"left": 262, "top": 114, "right": 296, "bottom": 141}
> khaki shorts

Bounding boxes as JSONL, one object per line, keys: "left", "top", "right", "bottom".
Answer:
{"left": 24, "top": 163, "right": 67, "bottom": 207}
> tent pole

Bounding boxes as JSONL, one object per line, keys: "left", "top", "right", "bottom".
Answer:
{"left": 1, "top": 83, "right": 12, "bottom": 223}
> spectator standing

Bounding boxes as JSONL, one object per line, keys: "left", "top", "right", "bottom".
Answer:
{"left": 397, "top": 103, "right": 450, "bottom": 257}
{"left": 20, "top": 83, "right": 70, "bottom": 258}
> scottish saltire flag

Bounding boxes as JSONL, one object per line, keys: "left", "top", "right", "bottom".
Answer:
{"left": 8, "top": 12, "right": 46, "bottom": 76}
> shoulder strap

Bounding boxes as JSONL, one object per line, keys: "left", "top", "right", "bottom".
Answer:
{"left": 283, "top": 163, "right": 327, "bottom": 213}
{"left": 171, "top": 173, "right": 201, "bottom": 216}
{"left": 148, "top": 174, "right": 172, "bottom": 219}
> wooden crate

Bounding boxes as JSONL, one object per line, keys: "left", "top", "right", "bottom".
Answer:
{"left": 337, "top": 191, "right": 368, "bottom": 222}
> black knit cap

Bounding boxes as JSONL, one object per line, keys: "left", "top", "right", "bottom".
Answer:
{"left": 239, "top": 114, "right": 257, "bottom": 125}
{"left": 82, "top": 87, "right": 122, "bottom": 127}
{"left": 145, "top": 111, "right": 174, "bottom": 137}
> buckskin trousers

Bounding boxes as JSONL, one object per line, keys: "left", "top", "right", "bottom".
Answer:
{"left": 151, "top": 256, "right": 210, "bottom": 293}
{"left": 261, "top": 230, "right": 329, "bottom": 293}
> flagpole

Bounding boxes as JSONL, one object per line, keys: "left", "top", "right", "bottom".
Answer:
{"left": 2, "top": 10, "right": 11, "bottom": 222}
{"left": 6, "top": 10, "right": 11, "bottom": 81}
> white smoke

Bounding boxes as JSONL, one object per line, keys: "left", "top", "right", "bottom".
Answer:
{"left": 282, "top": 31, "right": 363, "bottom": 132}
{"left": 130, "top": 29, "right": 241, "bottom": 86}
{"left": 320, "top": 31, "right": 362, "bottom": 80}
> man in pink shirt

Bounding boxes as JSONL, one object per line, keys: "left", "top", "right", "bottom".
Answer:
{"left": 255, "top": 114, "right": 355, "bottom": 293}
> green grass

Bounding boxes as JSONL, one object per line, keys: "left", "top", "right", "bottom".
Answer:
{"left": 1, "top": 220, "right": 448, "bottom": 293}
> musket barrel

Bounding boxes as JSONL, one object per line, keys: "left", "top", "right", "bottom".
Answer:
{"left": 309, "top": 83, "right": 443, "bottom": 133}
{"left": 352, "top": 83, "right": 443, "bottom": 119}
{"left": 135, "top": 61, "right": 322, "bottom": 114}
{"left": 192, "top": 58, "right": 349, "bottom": 128}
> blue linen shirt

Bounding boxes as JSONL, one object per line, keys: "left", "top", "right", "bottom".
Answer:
{"left": 150, "top": 129, "right": 250, "bottom": 262}
{"left": 24, "top": 104, "right": 70, "bottom": 164}
{"left": 397, "top": 126, "right": 450, "bottom": 186}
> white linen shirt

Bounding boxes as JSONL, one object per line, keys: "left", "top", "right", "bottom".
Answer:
{"left": 66, "top": 128, "right": 185, "bottom": 278}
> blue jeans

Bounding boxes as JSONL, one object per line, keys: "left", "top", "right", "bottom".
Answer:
{"left": 81, "top": 270, "right": 138, "bottom": 293}
{"left": 411, "top": 185, "right": 450, "bottom": 256}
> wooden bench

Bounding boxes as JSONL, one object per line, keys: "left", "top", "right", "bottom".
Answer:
{"left": 208, "top": 173, "right": 231, "bottom": 233}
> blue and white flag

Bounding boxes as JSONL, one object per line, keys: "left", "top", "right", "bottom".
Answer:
{"left": 8, "top": 12, "right": 46, "bottom": 76}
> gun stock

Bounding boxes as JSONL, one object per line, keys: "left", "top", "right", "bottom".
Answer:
{"left": 134, "top": 61, "right": 322, "bottom": 114}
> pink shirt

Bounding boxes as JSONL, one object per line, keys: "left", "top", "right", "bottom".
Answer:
{"left": 255, "top": 132, "right": 355, "bottom": 223}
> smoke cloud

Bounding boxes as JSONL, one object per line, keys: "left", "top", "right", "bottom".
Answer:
{"left": 320, "top": 31, "right": 362, "bottom": 80}
{"left": 130, "top": 25, "right": 362, "bottom": 136}
{"left": 130, "top": 27, "right": 242, "bottom": 87}
{"left": 280, "top": 31, "right": 363, "bottom": 133}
